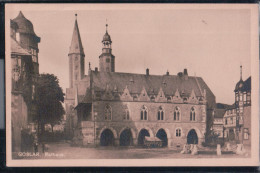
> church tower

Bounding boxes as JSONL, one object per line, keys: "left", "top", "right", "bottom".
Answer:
{"left": 68, "top": 14, "right": 85, "bottom": 88}
{"left": 99, "top": 23, "right": 115, "bottom": 72}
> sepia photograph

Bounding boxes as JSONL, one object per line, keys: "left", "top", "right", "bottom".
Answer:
{"left": 5, "top": 4, "right": 259, "bottom": 166}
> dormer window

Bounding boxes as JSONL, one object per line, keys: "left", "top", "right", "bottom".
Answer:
{"left": 16, "top": 32, "right": 20, "bottom": 42}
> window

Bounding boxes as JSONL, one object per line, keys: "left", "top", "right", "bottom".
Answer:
{"left": 190, "top": 107, "right": 196, "bottom": 121}
{"left": 235, "top": 93, "right": 239, "bottom": 101}
{"left": 124, "top": 108, "right": 130, "bottom": 120}
{"left": 106, "top": 58, "right": 110, "bottom": 63}
{"left": 104, "top": 105, "right": 112, "bottom": 120}
{"left": 244, "top": 128, "right": 249, "bottom": 140}
{"left": 176, "top": 128, "right": 181, "bottom": 137}
{"left": 32, "top": 84, "right": 35, "bottom": 100}
{"left": 243, "top": 93, "right": 247, "bottom": 103}
{"left": 230, "top": 117, "right": 233, "bottom": 124}
{"left": 239, "top": 94, "right": 243, "bottom": 101}
{"left": 141, "top": 105, "right": 148, "bottom": 120}
{"left": 16, "top": 32, "right": 20, "bottom": 42}
{"left": 157, "top": 106, "right": 164, "bottom": 120}
{"left": 174, "top": 107, "right": 181, "bottom": 121}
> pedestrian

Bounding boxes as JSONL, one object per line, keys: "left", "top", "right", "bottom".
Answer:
{"left": 33, "top": 135, "right": 38, "bottom": 154}
{"left": 42, "top": 142, "right": 45, "bottom": 154}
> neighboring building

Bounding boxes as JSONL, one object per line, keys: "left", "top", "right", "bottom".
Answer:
{"left": 223, "top": 66, "right": 251, "bottom": 145}
{"left": 11, "top": 11, "right": 40, "bottom": 152}
{"left": 212, "top": 103, "right": 231, "bottom": 138}
{"left": 64, "top": 15, "right": 216, "bottom": 148}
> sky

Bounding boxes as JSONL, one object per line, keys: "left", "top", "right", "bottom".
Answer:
{"left": 7, "top": 4, "right": 253, "bottom": 105}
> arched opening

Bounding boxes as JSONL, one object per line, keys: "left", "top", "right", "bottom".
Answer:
{"left": 229, "top": 129, "right": 235, "bottom": 141}
{"left": 187, "top": 129, "right": 198, "bottom": 144}
{"left": 120, "top": 129, "right": 133, "bottom": 146}
{"left": 100, "top": 129, "right": 115, "bottom": 146}
{"left": 156, "top": 129, "right": 168, "bottom": 147}
{"left": 138, "top": 129, "right": 150, "bottom": 145}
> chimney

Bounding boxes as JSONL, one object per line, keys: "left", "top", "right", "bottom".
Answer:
{"left": 178, "top": 72, "right": 183, "bottom": 77}
{"left": 95, "top": 67, "right": 98, "bottom": 72}
{"left": 146, "top": 68, "right": 149, "bottom": 75}
{"left": 166, "top": 71, "right": 169, "bottom": 76}
{"left": 183, "top": 69, "right": 188, "bottom": 80}
{"left": 184, "top": 69, "right": 188, "bottom": 75}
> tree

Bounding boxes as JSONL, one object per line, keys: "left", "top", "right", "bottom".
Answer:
{"left": 34, "top": 74, "right": 65, "bottom": 136}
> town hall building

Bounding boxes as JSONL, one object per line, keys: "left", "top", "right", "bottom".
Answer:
{"left": 64, "top": 14, "right": 216, "bottom": 148}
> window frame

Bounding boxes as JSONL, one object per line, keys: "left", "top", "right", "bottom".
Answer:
{"left": 175, "top": 128, "right": 182, "bottom": 137}
{"left": 104, "top": 104, "right": 112, "bottom": 120}
{"left": 190, "top": 107, "right": 196, "bottom": 121}
{"left": 173, "top": 106, "right": 181, "bottom": 121}
{"left": 141, "top": 105, "right": 148, "bottom": 121}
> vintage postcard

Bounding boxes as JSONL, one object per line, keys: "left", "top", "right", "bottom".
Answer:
{"left": 5, "top": 4, "right": 259, "bottom": 167}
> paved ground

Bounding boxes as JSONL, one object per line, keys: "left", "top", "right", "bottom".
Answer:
{"left": 13, "top": 141, "right": 251, "bottom": 159}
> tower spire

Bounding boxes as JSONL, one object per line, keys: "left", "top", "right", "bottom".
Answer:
{"left": 106, "top": 19, "right": 108, "bottom": 33}
{"left": 240, "top": 65, "right": 242, "bottom": 80}
{"left": 69, "top": 14, "right": 84, "bottom": 55}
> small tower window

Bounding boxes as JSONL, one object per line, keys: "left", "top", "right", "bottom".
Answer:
{"left": 190, "top": 107, "right": 196, "bottom": 121}
{"left": 141, "top": 105, "right": 148, "bottom": 120}
{"left": 106, "top": 58, "right": 110, "bottom": 63}
{"left": 174, "top": 107, "right": 181, "bottom": 121}
{"left": 104, "top": 105, "right": 112, "bottom": 120}
{"left": 16, "top": 32, "right": 20, "bottom": 42}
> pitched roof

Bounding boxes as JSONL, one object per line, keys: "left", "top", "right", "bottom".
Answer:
{"left": 11, "top": 38, "right": 31, "bottom": 56}
{"left": 12, "top": 11, "right": 40, "bottom": 41}
{"left": 90, "top": 71, "right": 216, "bottom": 108}
{"left": 214, "top": 108, "right": 226, "bottom": 118}
{"left": 242, "top": 76, "right": 251, "bottom": 92}
{"left": 216, "top": 103, "right": 231, "bottom": 109}
{"left": 69, "top": 19, "right": 84, "bottom": 55}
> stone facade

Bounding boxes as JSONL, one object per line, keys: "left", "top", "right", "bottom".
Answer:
{"left": 65, "top": 15, "right": 216, "bottom": 148}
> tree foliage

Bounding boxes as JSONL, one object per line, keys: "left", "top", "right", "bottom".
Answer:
{"left": 35, "top": 73, "right": 65, "bottom": 133}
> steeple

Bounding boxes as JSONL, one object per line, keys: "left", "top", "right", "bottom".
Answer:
{"left": 240, "top": 65, "right": 243, "bottom": 80}
{"left": 69, "top": 13, "right": 84, "bottom": 56}
{"left": 99, "top": 21, "right": 115, "bottom": 72}
{"left": 68, "top": 14, "right": 85, "bottom": 88}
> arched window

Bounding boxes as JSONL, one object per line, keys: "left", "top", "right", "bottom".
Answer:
{"left": 157, "top": 106, "right": 164, "bottom": 120}
{"left": 104, "top": 105, "right": 112, "bottom": 120}
{"left": 190, "top": 107, "right": 196, "bottom": 121}
{"left": 141, "top": 105, "right": 148, "bottom": 120}
{"left": 124, "top": 108, "right": 130, "bottom": 120}
{"left": 176, "top": 128, "right": 181, "bottom": 137}
{"left": 174, "top": 107, "right": 181, "bottom": 121}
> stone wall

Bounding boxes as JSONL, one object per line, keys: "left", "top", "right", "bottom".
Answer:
{"left": 78, "top": 100, "right": 206, "bottom": 148}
